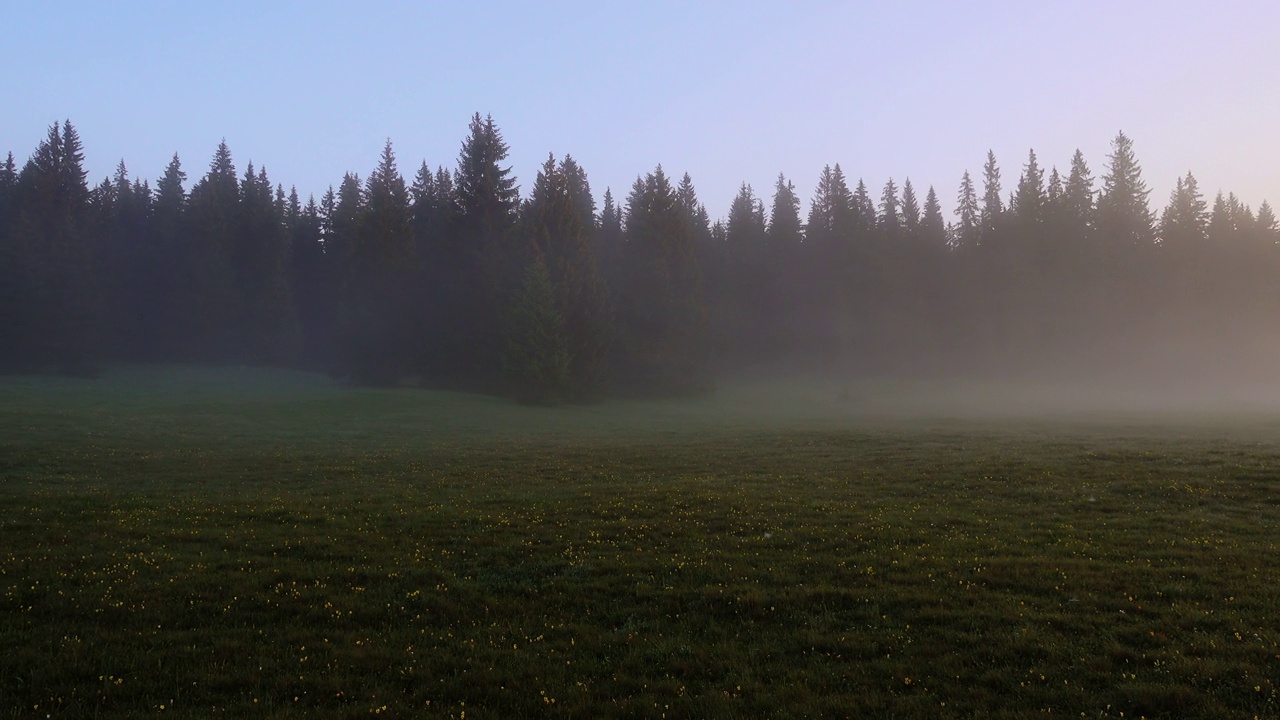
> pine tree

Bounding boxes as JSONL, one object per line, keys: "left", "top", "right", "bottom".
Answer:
{"left": 980, "top": 150, "right": 1004, "bottom": 242}
{"left": 764, "top": 173, "right": 804, "bottom": 358}
{"left": 806, "top": 165, "right": 853, "bottom": 248}
{"left": 0, "top": 152, "right": 19, "bottom": 369}
{"left": 454, "top": 113, "right": 520, "bottom": 381}
{"left": 1062, "top": 149, "right": 1095, "bottom": 238}
{"left": 561, "top": 155, "right": 596, "bottom": 233}
{"left": 851, "top": 177, "right": 876, "bottom": 239}
{"left": 12, "top": 121, "right": 98, "bottom": 373}
{"left": 516, "top": 153, "right": 611, "bottom": 399}
{"left": 921, "top": 186, "right": 946, "bottom": 247}
{"left": 675, "top": 171, "right": 714, "bottom": 254}
{"left": 335, "top": 140, "right": 415, "bottom": 384}
{"left": 237, "top": 162, "right": 298, "bottom": 364}
{"left": 594, "top": 187, "right": 623, "bottom": 280}
{"left": 1255, "top": 200, "right": 1279, "bottom": 245}
{"left": 145, "top": 153, "right": 187, "bottom": 361}
{"left": 185, "top": 140, "right": 241, "bottom": 360}
{"left": 1159, "top": 172, "right": 1208, "bottom": 251}
{"left": 503, "top": 255, "right": 570, "bottom": 404}
{"left": 954, "top": 170, "right": 979, "bottom": 248}
{"left": 766, "top": 173, "right": 803, "bottom": 253}
{"left": 96, "top": 159, "right": 157, "bottom": 360}
{"left": 617, "top": 166, "right": 709, "bottom": 394}
{"left": 878, "top": 178, "right": 901, "bottom": 239}
{"left": 1013, "top": 149, "right": 1045, "bottom": 226}
{"left": 1097, "top": 131, "right": 1154, "bottom": 247}
{"left": 726, "top": 183, "right": 766, "bottom": 265}
{"left": 290, "top": 192, "right": 331, "bottom": 366}
{"left": 901, "top": 179, "right": 921, "bottom": 239}
{"left": 723, "top": 182, "right": 768, "bottom": 360}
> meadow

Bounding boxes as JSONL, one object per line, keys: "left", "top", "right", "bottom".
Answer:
{"left": 1, "top": 366, "right": 1278, "bottom": 718}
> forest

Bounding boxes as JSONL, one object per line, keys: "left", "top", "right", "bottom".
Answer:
{"left": 2, "top": 114, "right": 1277, "bottom": 402}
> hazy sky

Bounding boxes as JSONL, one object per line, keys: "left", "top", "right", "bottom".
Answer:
{"left": 3, "top": 1, "right": 1277, "bottom": 221}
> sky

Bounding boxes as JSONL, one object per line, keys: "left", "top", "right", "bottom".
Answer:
{"left": 3, "top": 1, "right": 1278, "bottom": 222}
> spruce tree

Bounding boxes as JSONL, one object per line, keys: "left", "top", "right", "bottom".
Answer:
{"left": 1013, "top": 149, "right": 1045, "bottom": 226}
{"left": 722, "top": 183, "right": 768, "bottom": 360}
{"left": 1062, "top": 149, "right": 1095, "bottom": 237}
{"left": 954, "top": 170, "right": 980, "bottom": 248}
{"left": 335, "top": 140, "right": 415, "bottom": 384}
{"left": 0, "top": 152, "right": 18, "bottom": 369}
{"left": 851, "top": 177, "right": 876, "bottom": 239}
{"left": 150, "top": 153, "right": 187, "bottom": 360}
{"left": 980, "top": 150, "right": 1003, "bottom": 243}
{"left": 1255, "top": 200, "right": 1279, "bottom": 245}
{"left": 901, "top": 179, "right": 921, "bottom": 238}
{"left": 593, "top": 187, "right": 623, "bottom": 280}
{"left": 516, "top": 154, "right": 611, "bottom": 399}
{"left": 764, "top": 173, "right": 804, "bottom": 358}
{"left": 676, "top": 172, "right": 712, "bottom": 247}
{"left": 1097, "top": 131, "right": 1154, "bottom": 247}
{"left": 1159, "top": 172, "right": 1208, "bottom": 251}
{"left": 806, "top": 165, "right": 853, "bottom": 248}
{"left": 13, "top": 121, "right": 98, "bottom": 373}
{"left": 185, "top": 140, "right": 241, "bottom": 360}
{"left": 921, "top": 186, "right": 946, "bottom": 247}
{"left": 616, "top": 166, "right": 709, "bottom": 394}
{"left": 236, "top": 162, "right": 298, "bottom": 364}
{"left": 503, "top": 255, "right": 570, "bottom": 404}
{"left": 878, "top": 178, "right": 901, "bottom": 239}
{"left": 454, "top": 113, "right": 520, "bottom": 381}
{"left": 766, "top": 173, "right": 803, "bottom": 253}
{"left": 290, "top": 192, "right": 331, "bottom": 366}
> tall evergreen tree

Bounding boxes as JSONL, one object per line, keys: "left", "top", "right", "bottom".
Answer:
{"left": 901, "top": 179, "right": 921, "bottom": 238}
{"left": 616, "top": 166, "right": 709, "bottom": 394}
{"left": 1062, "top": 149, "right": 1095, "bottom": 237}
{"left": 0, "top": 152, "right": 19, "bottom": 369}
{"left": 721, "top": 182, "right": 768, "bottom": 360}
{"left": 1159, "top": 172, "right": 1208, "bottom": 251}
{"left": 594, "top": 187, "right": 623, "bottom": 280}
{"left": 289, "top": 192, "right": 331, "bottom": 366}
{"left": 1097, "top": 131, "right": 1154, "bottom": 246}
{"left": 766, "top": 173, "right": 803, "bottom": 253}
{"left": 95, "top": 159, "right": 156, "bottom": 360}
{"left": 334, "top": 140, "right": 415, "bottom": 384}
{"left": 953, "top": 170, "right": 980, "bottom": 248}
{"left": 453, "top": 113, "right": 520, "bottom": 380}
{"left": 878, "top": 178, "right": 901, "bottom": 239}
{"left": 502, "top": 255, "right": 570, "bottom": 404}
{"left": 236, "top": 162, "right": 298, "bottom": 364}
{"left": 514, "top": 153, "right": 611, "bottom": 400}
{"left": 726, "top": 183, "right": 767, "bottom": 264}
{"left": 806, "top": 164, "right": 853, "bottom": 248}
{"left": 1013, "top": 149, "right": 1045, "bottom": 226}
{"left": 980, "top": 150, "right": 1004, "bottom": 242}
{"left": 1255, "top": 200, "right": 1279, "bottom": 245}
{"left": 184, "top": 140, "right": 241, "bottom": 360}
{"left": 11, "top": 121, "right": 98, "bottom": 373}
{"left": 676, "top": 171, "right": 714, "bottom": 255}
{"left": 851, "top": 178, "right": 876, "bottom": 239}
{"left": 921, "top": 186, "right": 946, "bottom": 247}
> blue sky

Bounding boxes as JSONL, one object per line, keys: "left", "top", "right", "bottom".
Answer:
{"left": 3, "top": 1, "right": 1277, "bottom": 221}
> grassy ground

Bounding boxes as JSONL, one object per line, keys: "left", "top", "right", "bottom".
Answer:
{"left": 1, "top": 366, "right": 1279, "bottom": 718}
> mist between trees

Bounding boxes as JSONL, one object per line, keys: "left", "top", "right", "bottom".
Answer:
{"left": 2, "top": 115, "right": 1277, "bottom": 403}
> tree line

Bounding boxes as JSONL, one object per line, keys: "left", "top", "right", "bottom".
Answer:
{"left": 2, "top": 116, "right": 1277, "bottom": 400}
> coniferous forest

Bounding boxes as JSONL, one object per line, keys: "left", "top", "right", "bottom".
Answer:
{"left": 2, "top": 115, "right": 1278, "bottom": 402}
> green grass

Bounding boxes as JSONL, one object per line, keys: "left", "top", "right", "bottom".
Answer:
{"left": 2, "top": 366, "right": 1279, "bottom": 718}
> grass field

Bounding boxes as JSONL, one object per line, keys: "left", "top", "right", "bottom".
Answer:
{"left": 2, "top": 366, "right": 1279, "bottom": 718}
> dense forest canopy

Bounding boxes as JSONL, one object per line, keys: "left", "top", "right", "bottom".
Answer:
{"left": 2, "top": 116, "right": 1277, "bottom": 401}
